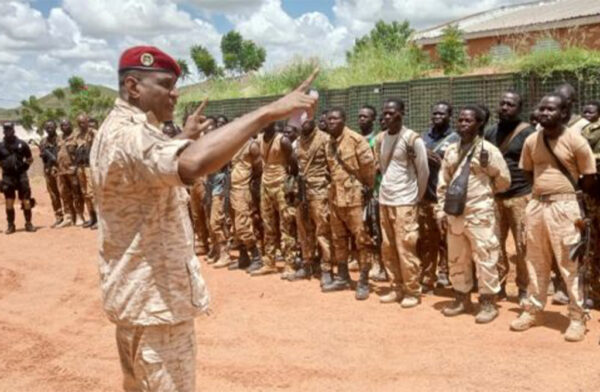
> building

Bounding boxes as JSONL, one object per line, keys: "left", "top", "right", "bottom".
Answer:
{"left": 414, "top": 0, "right": 600, "bottom": 60}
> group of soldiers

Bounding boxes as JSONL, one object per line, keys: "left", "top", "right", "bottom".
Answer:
{"left": 176, "top": 83, "right": 600, "bottom": 343}
{"left": 0, "top": 115, "right": 98, "bottom": 233}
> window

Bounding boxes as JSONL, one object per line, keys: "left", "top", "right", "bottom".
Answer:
{"left": 489, "top": 44, "right": 513, "bottom": 60}
{"left": 532, "top": 38, "right": 560, "bottom": 52}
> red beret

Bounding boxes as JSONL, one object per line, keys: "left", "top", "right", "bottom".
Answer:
{"left": 119, "top": 46, "right": 181, "bottom": 77}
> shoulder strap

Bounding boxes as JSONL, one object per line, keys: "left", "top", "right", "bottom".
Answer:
{"left": 380, "top": 132, "right": 401, "bottom": 175}
{"left": 301, "top": 136, "right": 322, "bottom": 177}
{"left": 432, "top": 131, "right": 455, "bottom": 154}
{"left": 542, "top": 133, "right": 579, "bottom": 191}
{"left": 332, "top": 142, "right": 367, "bottom": 187}
{"left": 499, "top": 122, "right": 530, "bottom": 154}
{"left": 449, "top": 139, "right": 480, "bottom": 180}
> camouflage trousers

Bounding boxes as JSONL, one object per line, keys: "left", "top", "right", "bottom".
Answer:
{"left": 296, "top": 197, "right": 332, "bottom": 271}
{"left": 330, "top": 204, "right": 373, "bottom": 271}
{"left": 522, "top": 199, "right": 585, "bottom": 319}
{"left": 495, "top": 194, "right": 530, "bottom": 291}
{"left": 76, "top": 166, "right": 95, "bottom": 217}
{"left": 58, "top": 172, "right": 84, "bottom": 219}
{"left": 189, "top": 181, "right": 210, "bottom": 251}
{"left": 116, "top": 320, "right": 196, "bottom": 392}
{"left": 260, "top": 183, "right": 296, "bottom": 267}
{"left": 380, "top": 205, "right": 421, "bottom": 296}
{"left": 585, "top": 195, "right": 600, "bottom": 304}
{"left": 44, "top": 171, "right": 63, "bottom": 219}
{"left": 209, "top": 195, "right": 228, "bottom": 246}
{"left": 231, "top": 187, "right": 257, "bottom": 248}
{"left": 417, "top": 201, "right": 448, "bottom": 287}
{"left": 447, "top": 211, "right": 501, "bottom": 295}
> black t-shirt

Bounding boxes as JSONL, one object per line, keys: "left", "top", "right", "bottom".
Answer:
{"left": 0, "top": 138, "right": 32, "bottom": 177}
{"left": 485, "top": 121, "right": 536, "bottom": 199}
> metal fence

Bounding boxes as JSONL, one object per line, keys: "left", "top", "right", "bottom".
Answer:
{"left": 182, "top": 69, "right": 600, "bottom": 133}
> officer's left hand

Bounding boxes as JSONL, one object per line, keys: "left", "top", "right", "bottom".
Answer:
{"left": 183, "top": 99, "right": 213, "bottom": 140}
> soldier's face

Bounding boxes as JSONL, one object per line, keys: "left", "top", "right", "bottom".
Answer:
{"left": 45, "top": 122, "right": 57, "bottom": 136}
{"left": 538, "top": 96, "right": 566, "bottom": 129}
{"left": 382, "top": 102, "right": 403, "bottom": 132}
{"left": 133, "top": 72, "right": 179, "bottom": 123}
{"left": 431, "top": 105, "right": 450, "bottom": 128}
{"left": 457, "top": 110, "right": 480, "bottom": 143}
{"left": 60, "top": 122, "right": 72, "bottom": 135}
{"left": 77, "top": 117, "right": 89, "bottom": 131}
{"left": 327, "top": 111, "right": 345, "bottom": 137}
{"left": 498, "top": 93, "right": 521, "bottom": 122}
{"left": 358, "top": 109, "right": 374, "bottom": 132}
{"left": 583, "top": 104, "right": 599, "bottom": 123}
{"left": 3, "top": 127, "right": 15, "bottom": 140}
{"left": 301, "top": 119, "right": 315, "bottom": 136}
{"left": 318, "top": 114, "right": 328, "bottom": 132}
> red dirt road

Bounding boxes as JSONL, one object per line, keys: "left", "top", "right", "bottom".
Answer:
{"left": 1, "top": 180, "right": 600, "bottom": 392}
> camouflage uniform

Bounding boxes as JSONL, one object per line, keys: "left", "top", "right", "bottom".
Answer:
{"left": 257, "top": 132, "right": 296, "bottom": 273}
{"left": 437, "top": 139, "right": 510, "bottom": 296}
{"left": 326, "top": 127, "right": 376, "bottom": 272}
{"left": 230, "top": 140, "right": 259, "bottom": 249}
{"left": 39, "top": 135, "right": 63, "bottom": 221}
{"left": 74, "top": 128, "right": 96, "bottom": 218}
{"left": 296, "top": 128, "right": 332, "bottom": 271}
{"left": 90, "top": 98, "right": 209, "bottom": 392}
{"left": 56, "top": 132, "right": 84, "bottom": 223}
{"left": 189, "top": 179, "right": 210, "bottom": 253}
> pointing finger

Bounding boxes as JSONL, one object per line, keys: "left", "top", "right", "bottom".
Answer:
{"left": 295, "top": 67, "right": 320, "bottom": 93}
{"left": 193, "top": 98, "right": 209, "bottom": 117}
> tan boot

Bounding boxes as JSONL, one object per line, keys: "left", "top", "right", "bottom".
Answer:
{"left": 56, "top": 216, "right": 73, "bottom": 229}
{"left": 564, "top": 319, "right": 586, "bottom": 342}
{"left": 510, "top": 310, "right": 542, "bottom": 332}
{"left": 281, "top": 264, "right": 295, "bottom": 280}
{"left": 401, "top": 295, "right": 421, "bottom": 309}
{"left": 213, "top": 245, "right": 232, "bottom": 269}
{"left": 379, "top": 290, "right": 400, "bottom": 304}
{"left": 475, "top": 295, "right": 498, "bottom": 324}
{"left": 442, "top": 291, "right": 472, "bottom": 317}
{"left": 250, "top": 263, "right": 278, "bottom": 276}
{"left": 75, "top": 214, "right": 85, "bottom": 226}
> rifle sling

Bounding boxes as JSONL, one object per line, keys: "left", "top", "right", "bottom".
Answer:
{"left": 499, "top": 122, "right": 530, "bottom": 155}
{"left": 542, "top": 133, "right": 579, "bottom": 191}
{"left": 333, "top": 143, "right": 367, "bottom": 188}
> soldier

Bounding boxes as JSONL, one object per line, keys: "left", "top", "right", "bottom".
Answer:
{"left": 0, "top": 122, "right": 35, "bottom": 233}
{"left": 39, "top": 120, "right": 64, "bottom": 227}
{"left": 510, "top": 93, "right": 597, "bottom": 342}
{"left": 90, "top": 46, "right": 317, "bottom": 392}
{"left": 318, "top": 110, "right": 328, "bottom": 133}
{"left": 251, "top": 122, "right": 297, "bottom": 277}
{"left": 419, "top": 101, "right": 459, "bottom": 292}
{"left": 288, "top": 118, "right": 332, "bottom": 284}
{"left": 484, "top": 91, "right": 536, "bottom": 303}
{"left": 323, "top": 107, "right": 376, "bottom": 300}
{"left": 228, "top": 129, "right": 263, "bottom": 271}
{"left": 437, "top": 105, "right": 510, "bottom": 323}
{"left": 555, "top": 83, "right": 589, "bottom": 134}
{"left": 55, "top": 119, "right": 85, "bottom": 227}
{"left": 375, "top": 98, "right": 429, "bottom": 307}
{"left": 74, "top": 113, "right": 97, "bottom": 229}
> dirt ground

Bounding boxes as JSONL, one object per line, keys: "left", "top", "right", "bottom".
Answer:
{"left": 1, "top": 180, "right": 600, "bottom": 392}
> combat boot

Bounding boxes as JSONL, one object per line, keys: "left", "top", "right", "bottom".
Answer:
{"left": 5, "top": 209, "right": 16, "bottom": 235}
{"left": 213, "top": 244, "right": 232, "bottom": 268}
{"left": 281, "top": 263, "right": 296, "bottom": 280}
{"left": 436, "top": 272, "right": 450, "bottom": 288}
{"left": 206, "top": 245, "right": 219, "bottom": 264}
{"left": 229, "top": 246, "right": 250, "bottom": 270}
{"left": 552, "top": 290, "right": 569, "bottom": 305}
{"left": 83, "top": 211, "right": 97, "bottom": 229}
{"left": 56, "top": 215, "right": 73, "bottom": 228}
{"left": 475, "top": 294, "right": 498, "bottom": 324}
{"left": 289, "top": 263, "right": 312, "bottom": 281}
{"left": 75, "top": 214, "right": 85, "bottom": 226}
{"left": 369, "top": 262, "right": 388, "bottom": 282}
{"left": 23, "top": 209, "right": 36, "bottom": 232}
{"left": 250, "top": 263, "right": 278, "bottom": 276}
{"left": 510, "top": 309, "right": 542, "bottom": 331}
{"left": 322, "top": 263, "right": 351, "bottom": 292}
{"left": 320, "top": 270, "right": 333, "bottom": 287}
{"left": 442, "top": 291, "right": 472, "bottom": 317}
{"left": 401, "top": 295, "right": 420, "bottom": 309}
{"left": 51, "top": 217, "right": 63, "bottom": 228}
{"left": 564, "top": 318, "right": 586, "bottom": 342}
{"left": 24, "top": 222, "right": 36, "bottom": 233}
{"left": 355, "top": 269, "right": 370, "bottom": 300}
{"left": 246, "top": 246, "right": 263, "bottom": 273}
{"left": 5, "top": 224, "right": 16, "bottom": 235}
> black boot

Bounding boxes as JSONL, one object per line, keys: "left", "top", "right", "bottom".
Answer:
{"left": 23, "top": 208, "right": 35, "bottom": 232}
{"left": 83, "top": 211, "right": 97, "bottom": 229}
{"left": 320, "top": 270, "right": 333, "bottom": 287}
{"left": 355, "top": 269, "right": 370, "bottom": 300}
{"left": 322, "top": 262, "right": 351, "bottom": 292}
{"left": 229, "top": 246, "right": 251, "bottom": 270}
{"left": 5, "top": 208, "right": 16, "bottom": 235}
{"left": 246, "top": 246, "right": 263, "bottom": 273}
{"left": 290, "top": 263, "right": 312, "bottom": 281}
{"left": 311, "top": 257, "right": 322, "bottom": 278}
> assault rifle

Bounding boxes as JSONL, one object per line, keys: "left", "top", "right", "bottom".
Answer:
{"left": 570, "top": 193, "right": 593, "bottom": 310}
{"left": 362, "top": 187, "right": 381, "bottom": 247}
{"left": 297, "top": 174, "right": 309, "bottom": 222}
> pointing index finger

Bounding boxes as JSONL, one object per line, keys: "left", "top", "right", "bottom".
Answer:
{"left": 295, "top": 67, "right": 320, "bottom": 93}
{"left": 194, "top": 98, "right": 208, "bottom": 117}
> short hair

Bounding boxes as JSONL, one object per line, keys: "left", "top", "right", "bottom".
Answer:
{"left": 461, "top": 104, "right": 486, "bottom": 123}
{"left": 216, "top": 114, "right": 229, "bottom": 124}
{"left": 44, "top": 119, "right": 57, "bottom": 127}
{"left": 542, "top": 93, "right": 567, "bottom": 110}
{"left": 384, "top": 97, "right": 405, "bottom": 112}
{"left": 206, "top": 115, "right": 217, "bottom": 123}
{"left": 584, "top": 100, "right": 600, "bottom": 111}
{"left": 502, "top": 90, "right": 523, "bottom": 108}
{"left": 360, "top": 104, "right": 377, "bottom": 119}
{"left": 321, "top": 110, "right": 329, "bottom": 116}
{"left": 432, "top": 100, "right": 453, "bottom": 116}
{"left": 2, "top": 121, "right": 15, "bottom": 131}
{"left": 477, "top": 104, "right": 491, "bottom": 128}
{"left": 328, "top": 107, "right": 346, "bottom": 120}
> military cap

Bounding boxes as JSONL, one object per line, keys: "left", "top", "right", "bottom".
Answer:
{"left": 118, "top": 46, "right": 181, "bottom": 77}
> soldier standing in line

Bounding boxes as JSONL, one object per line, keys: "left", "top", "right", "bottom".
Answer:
{"left": 418, "top": 101, "right": 459, "bottom": 292}
{"left": 555, "top": 83, "right": 589, "bottom": 134}
{"left": 228, "top": 130, "right": 264, "bottom": 271}
{"left": 288, "top": 118, "right": 332, "bottom": 285}
{"left": 437, "top": 105, "right": 510, "bottom": 323}
{"left": 74, "top": 113, "right": 97, "bottom": 229}
{"left": 484, "top": 91, "right": 536, "bottom": 303}
{"left": 0, "top": 122, "right": 36, "bottom": 234}
{"left": 322, "top": 107, "right": 376, "bottom": 300}
{"left": 55, "top": 119, "right": 85, "bottom": 227}
{"left": 375, "top": 98, "right": 429, "bottom": 307}
{"left": 511, "top": 93, "right": 597, "bottom": 342}
{"left": 39, "top": 120, "right": 64, "bottom": 227}
{"left": 250, "top": 122, "right": 297, "bottom": 277}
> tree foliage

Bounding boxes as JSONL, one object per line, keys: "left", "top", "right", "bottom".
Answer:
{"left": 437, "top": 25, "right": 467, "bottom": 75}
{"left": 347, "top": 20, "right": 414, "bottom": 60}
{"left": 190, "top": 45, "right": 221, "bottom": 79}
{"left": 52, "top": 88, "right": 66, "bottom": 100}
{"left": 221, "top": 30, "right": 266, "bottom": 74}
{"left": 68, "top": 76, "right": 86, "bottom": 94}
{"left": 177, "top": 59, "right": 191, "bottom": 81}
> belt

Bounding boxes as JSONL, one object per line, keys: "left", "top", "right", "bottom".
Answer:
{"left": 533, "top": 193, "right": 577, "bottom": 202}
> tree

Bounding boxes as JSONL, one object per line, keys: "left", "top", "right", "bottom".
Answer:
{"left": 177, "top": 59, "right": 191, "bottom": 81}
{"left": 221, "top": 30, "right": 266, "bottom": 74}
{"left": 52, "top": 88, "right": 66, "bottom": 101}
{"left": 68, "top": 76, "right": 86, "bottom": 94}
{"left": 190, "top": 45, "right": 221, "bottom": 79}
{"left": 347, "top": 20, "right": 414, "bottom": 60}
{"left": 437, "top": 25, "right": 467, "bottom": 75}
{"left": 240, "top": 41, "right": 266, "bottom": 73}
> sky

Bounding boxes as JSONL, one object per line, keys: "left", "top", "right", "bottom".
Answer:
{"left": 0, "top": 0, "right": 523, "bottom": 108}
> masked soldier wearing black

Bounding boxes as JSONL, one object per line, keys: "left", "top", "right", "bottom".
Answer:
{"left": 40, "top": 120, "right": 64, "bottom": 227}
{"left": 0, "top": 122, "right": 35, "bottom": 234}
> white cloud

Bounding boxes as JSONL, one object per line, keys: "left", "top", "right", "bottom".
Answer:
{"left": 186, "top": 0, "right": 265, "bottom": 14}
{"left": 0, "top": 51, "right": 20, "bottom": 64}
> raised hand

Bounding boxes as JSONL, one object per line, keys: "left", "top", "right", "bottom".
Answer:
{"left": 183, "top": 98, "right": 212, "bottom": 140}
{"left": 265, "top": 68, "right": 320, "bottom": 123}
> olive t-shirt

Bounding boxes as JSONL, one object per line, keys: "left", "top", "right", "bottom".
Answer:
{"left": 520, "top": 126, "right": 596, "bottom": 196}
